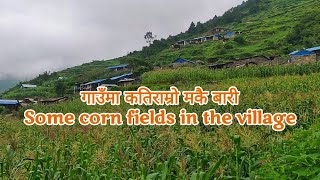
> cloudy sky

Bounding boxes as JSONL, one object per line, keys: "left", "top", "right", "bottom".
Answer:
{"left": 0, "top": 0, "right": 243, "bottom": 81}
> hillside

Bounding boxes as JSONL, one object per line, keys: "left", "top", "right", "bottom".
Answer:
{"left": 2, "top": 0, "right": 320, "bottom": 98}
{"left": 1, "top": 63, "right": 320, "bottom": 179}
{"left": 1, "top": 0, "right": 320, "bottom": 178}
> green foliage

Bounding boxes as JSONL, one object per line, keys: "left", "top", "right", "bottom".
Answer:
{"left": 120, "top": 57, "right": 152, "bottom": 69}
{"left": 286, "top": 11, "right": 320, "bottom": 47}
{"left": 3, "top": 86, "right": 54, "bottom": 99}
{"left": 133, "top": 66, "right": 151, "bottom": 77}
{"left": 144, "top": 32, "right": 156, "bottom": 45}
{"left": 257, "top": 123, "right": 320, "bottom": 179}
{"left": 234, "top": 35, "right": 246, "bottom": 45}
{"left": 187, "top": 22, "right": 196, "bottom": 34}
{"left": 142, "top": 63, "right": 320, "bottom": 85}
{"left": 55, "top": 80, "right": 67, "bottom": 97}
{"left": 0, "top": 106, "right": 5, "bottom": 114}
{"left": 1, "top": 67, "right": 320, "bottom": 178}
{"left": 224, "top": 42, "right": 234, "bottom": 49}
{"left": 29, "top": 71, "right": 52, "bottom": 85}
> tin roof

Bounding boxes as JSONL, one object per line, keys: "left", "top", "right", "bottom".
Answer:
{"left": 173, "top": 58, "right": 195, "bottom": 64}
{"left": 110, "top": 73, "right": 133, "bottom": 81}
{"left": 118, "top": 78, "right": 136, "bottom": 83}
{"left": 21, "top": 84, "right": 37, "bottom": 88}
{"left": 306, "top": 46, "right": 320, "bottom": 52}
{"left": 0, "top": 99, "right": 20, "bottom": 105}
{"left": 290, "top": 50, "right": 315, "bottom": 56}
{"left": 84, "top": 78, "right": 108, "bottom": 85}
{"left": 107, "top": 64, "right": 128, "bottom": 69}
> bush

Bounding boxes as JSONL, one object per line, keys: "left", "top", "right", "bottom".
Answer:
{"left": 55, "top": 80, "right": 67, "bottom": 97}
{"left": 133, "top": 66, "right": 152, "bottom": 77}
{"left": 0, "top": 106, "right": 5, "bottom": 114}
{"left": 234, "top": 35, "right": 246, "bottom": 44}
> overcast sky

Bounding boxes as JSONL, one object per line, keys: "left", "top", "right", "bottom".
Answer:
{"left": 0, "top": 0, "right": 243, "bottom": 81}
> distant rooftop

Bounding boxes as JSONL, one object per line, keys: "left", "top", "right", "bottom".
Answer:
{"left": 110, "top": 73, "right": 133, "bottom": 81}
{"left": 225, "top": 31, "right": 235, "bottom": 36}
{"left": 290, "top": 50, "right": 315, "bottom": 56}
{"left": 173, "top": 58, "right": 195, "bottom": 64}
{"left": 306, "top": 46, "right": 320, "bottom": 52}
{"left": 107, "top": 64, "right": 128, "bottom": 69}
{"left": 118, "top": 78, "right": 136, "bottom": 83}
{"left": 84, "top": 78, "right": 108, "bottom": 85}
{"left": 21, "top": 84, "right": 37, "bottom": 88}
{"left": 0, "top": 99, "right": 20, "bottom": 105}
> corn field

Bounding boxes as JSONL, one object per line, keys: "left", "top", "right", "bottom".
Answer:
{"left": 1, "top": 65, "right": 320, "bottom": 179}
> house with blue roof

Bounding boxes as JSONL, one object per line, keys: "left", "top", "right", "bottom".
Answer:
{"left": 289, "top": 49, "right": 316, "bottom": 64}
{"left": 0, "top": 99, "right": 20, "bottom": 111}
{"left": 110, "top": 73, "right": 133, "bottom": 82}
{"left": 110, "top": 73, "right": 136, "bottom": 86}
{"left": 306, "top": 46, "right": 320, "bottom": 61}
{"left": 80, "top": 78, "right": 109, "bottom": 91}
{"left": 224, "top": 31, "right": 236, "bottom": 39}
{"left": 107, "top": 64, "right": 129, "bottom": 72}
{"left": 173, "top": 58, "right": 195, "bottom": 64}
{"left": 172, "top": 58, "right": 196, "bottom": 67}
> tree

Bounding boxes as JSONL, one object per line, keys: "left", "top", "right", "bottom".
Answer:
{"left": 133, "top": 66, "right": 151, "bottom": 77}
{"left": 144, "top": 32, "right": 156, "bottom": 45}
{"left": 196, "top": 21, "right": 205, "bottom": 33}
{"left": 55, "top": 80, "right": 67, "bottom": 97}
{"left": 187, "top": 21, "right": 196, "bottom": 34}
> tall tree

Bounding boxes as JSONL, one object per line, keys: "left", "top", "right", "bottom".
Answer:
{"left": 187, "top": 21, "right": 196, "bottom": 34}
{"left": 55, "top": 80, "right": 67, "bottom": 97}
{"left": 144, "top": 32, "right": 156, "bottom": 45}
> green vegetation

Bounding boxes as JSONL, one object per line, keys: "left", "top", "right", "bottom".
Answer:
{"left": 1, "top": 0, "right": 320, "bottom": 178}
{"left": 1, "top": 64, "right": 320, "bottom": 178}
{"left": 142, "top": 63, "right": 320, "bottom": 84}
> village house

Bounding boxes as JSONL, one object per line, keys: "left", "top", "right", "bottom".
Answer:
{"left": 231, "top": 55, "right": 272, "bottom": 67}
{"left": 306, "top": 46, "right": 320, "bottom": 61}
{"left": 223, "top": 31, "right": 236, "bottom": 40}
{"left": 208, "top": 62, "right": 233, "bottom": 69}
{"left": 117, "top": 78, "right": 137, "bottom": 87}
{"left": 173, "top": 28, "right": 239, "bottom": 48}
{"left": 110, "top": 73, "right": 133, "bottom": 83}
{"left": 40, "top": 97, "right": 69, "bottom": 104}
{"left": 0, "top": 99, "right": 20, "bottom": 111}
{"left": 80, "top": 78, "right": 108, "bottom": 91}
{"left": 204, "top": 34, "right": 223, "bottom": 41}
{"left": 20, "top": 98, "right": 37, "bottom": 107}
{"left": 20, "top": 84, "right": 37, "bottom": 89}
{"left": 77, "top": 72, "right": 134, "bottom": 92}
{"left": 189, "top": 37, "right": 201, "bottom": 44}
{"left": 208, "top": 55, "right": 272, "bottom": 69}
{"left": 102, "top": 84, "right": 118, "bottom": 88}
{"left": 289, "top": 50, "right": 316, "bottom": 64}
{"left": 212, "top": 27, "right": 229, "bottom": 34}
{"left": 172, "top": 58, "right": 195, "bottom": 67}
{"left": 107, "top": 64, "right": 129, "bottom": 72}
{"left": 175, "top": 40, "right": 187, "bottom": 46}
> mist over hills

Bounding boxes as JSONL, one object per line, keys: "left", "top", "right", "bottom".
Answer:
{"left": 0, "top": 79, "right": 18, "bottom": 94}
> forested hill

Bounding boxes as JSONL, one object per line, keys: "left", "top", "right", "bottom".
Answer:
{"left": 2, "top": 0, "right": 320, "bottom": 98}
{"left": 131, "top": 0, "right": 320, "bottom": 65}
